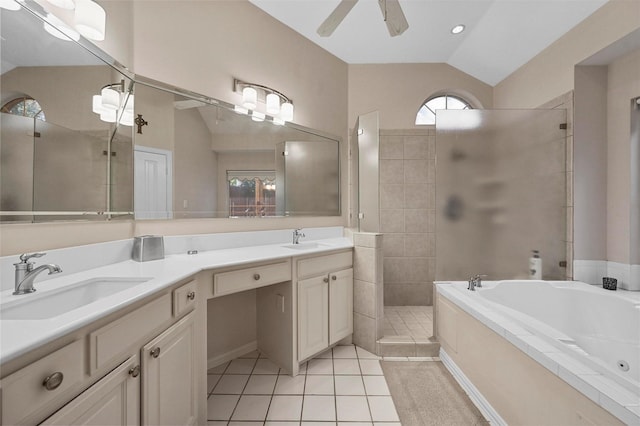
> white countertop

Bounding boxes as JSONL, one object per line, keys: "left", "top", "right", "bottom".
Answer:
{"left": 0, "top": 237, "right": 352, "bottom": 365}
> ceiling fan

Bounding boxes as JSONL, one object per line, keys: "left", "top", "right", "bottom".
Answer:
{"left": 317, "top": 0, "right": 409, "bottom": 37}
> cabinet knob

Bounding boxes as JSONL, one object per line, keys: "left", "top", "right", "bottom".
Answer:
{"left": 187, "top": 291, "right": 196, "bottom": 300}
{"left": 323, "top": 277, "right": 329, "bottom": 283}
{"left": 331, "top": 275, "right": 337, "bottom": 280}
{"left": 129, "top": 365, "right": 141, "bottom": 378}
{"left": 43, "top": 372, "right": 64, "bottom": 391}
{"left": 150, "top": 347, "right": 161, "bottom": 358}
{"left": 253, "top": 273, "right": 261, "bottom": 281}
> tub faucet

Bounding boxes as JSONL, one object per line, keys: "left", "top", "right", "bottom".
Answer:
{"left": 467, "top": 274, "right": 488, "bottom": 291}
{"left": 293, "top": 228, "right": 305, "bottom": 244}
{"left": 13, "top": 252, "right": 62, "bottom": 295}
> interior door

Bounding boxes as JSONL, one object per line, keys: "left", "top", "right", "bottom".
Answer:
{"left": 134, "top": 146, "right": 172, "bottom": 219}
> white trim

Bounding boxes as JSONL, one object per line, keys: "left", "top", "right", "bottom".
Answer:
{"left": 440, "top": 348, "right": 507, "bottom": 426}
{"left": 207, "top": 341, "right": 257, "bottom": 370}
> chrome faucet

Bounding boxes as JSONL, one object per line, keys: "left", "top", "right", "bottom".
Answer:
{"left": 467, "top": 274, "right": 488, "bottom": 291}
{"left": 292, "top": 228, "right": 305, "bottom": 244}
{"left": 13, "top": 253, "right": 62, "bottom": 295}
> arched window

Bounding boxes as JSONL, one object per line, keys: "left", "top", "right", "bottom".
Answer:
{"left": 415, "top": 94, "right": 471, "bottom": 125}
{"left": 1, "top": 97, "right": 46, "bottom": 121}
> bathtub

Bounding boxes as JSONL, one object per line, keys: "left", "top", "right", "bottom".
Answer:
{"left": 436, "top": 280, "right": 640, "bottom": 425}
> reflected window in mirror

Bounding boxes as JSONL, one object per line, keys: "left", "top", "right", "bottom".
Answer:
{"left": 415, "top": 94, "right": 472, "bottom": 125}
{"left": 1, "top": 96, "right": 45, "bottom": 121}
{"left": 227, "top": 171, "right": 276, "bottom": 218}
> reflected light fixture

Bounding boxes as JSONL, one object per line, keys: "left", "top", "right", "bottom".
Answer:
{"left": 0, "top": 0, "right": 20, "bottom": 10}
{"left": 451, "top": 24, "right": 465, "bottom": 34}
{"left": 251, "top": 111, "right": 265, "bottom": 122}
{"left": 234, "top": 78, "right": 294, "bottom": 123}
{"left": 44, "top": 13, "right": 81, "bottom": 41}
{"left": 46, "top": 0, "right": 75, "bottom": 10}
{"left": 91, "top": 80, "right": 134, "bottom": 126}
{"left": 74, "top": 0, "right": 106, "bottom": 41}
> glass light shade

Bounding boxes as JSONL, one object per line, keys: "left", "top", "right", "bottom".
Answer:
{"left": 0, "top": 0, "right": 20, "bottom": 10}
{"left": 234, "top": 105, "right": 249, "bottom": 115}
{"left": 242, "top": 87, "right": 257, "bottom": 110}
{"left": 92, "top": 94, "right": 109, "bottom": 114}
{"left": 100, "top": 109, "right": 117, "bottom": 123}
{"left": 74, "top": 0, "right": 105, "bottom": 41}
{"left": 280, "top": 102, "right": 294, "bottom": 122}
{"left": 122, "top": 93, "right": 134, "bottom": 112}
{"left": 120, "top": 110, "right": 134, "bottom": 126}
{"left": 44, "top": 13, "right": 80, "bottom": 42}
{"left": 251, "top": 111, "right": 265, "bottom": 122}
{"left": 47, "top": 0, "right": 75, "bottom": 9}
{"left": 272, "top": 117, "right": 285, "bottom": 126}
{"left": 101, "top": 87, "right": 120, "bottom": 110}
{"left": 266, "top": 93, "right": 280, "bottom": 115}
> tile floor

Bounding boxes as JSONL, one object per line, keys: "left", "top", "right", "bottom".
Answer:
{"left": 207, "top": 344, "right": 401, "bottom": 425}
{"left": 383, "top": 306, "right": 433, "bottom": 340}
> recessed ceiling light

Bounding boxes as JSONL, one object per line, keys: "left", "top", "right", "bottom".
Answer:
{"left": 451, "top": 24, "right": 465, "bottom": 35}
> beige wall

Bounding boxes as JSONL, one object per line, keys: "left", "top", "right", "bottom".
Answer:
{"left": 348, "top": 63, "right": 493, "bottom": 130}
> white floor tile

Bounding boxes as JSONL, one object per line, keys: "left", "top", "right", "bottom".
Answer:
{"left": 307, "top": 358, "right": 334, "bottom": 375}
{"left": 266, "top": 422, "right": 302, "bottom": 426}
{"left": 231, "top": 395, "right": 271, "bottom": 421}
{"left": 208, "top": 361, "right": 229, "bottom": 374}
{"left": 334, "top": 358, "right": 361, "bottom": 375}
{"left": 244, "top": 374, "right": 278, "bottom": 394}
{"left": 229, "top": 422, "right": 265, "bottom": 426}
{"left": 317, "top": 348, "right": 333, "bottom": 359}
{"left": 298, "top": 362, "right": 308, "bottom": 374}
{"left": 301, "top": 423, "right": 337, "bottom": 425}
{"left": 359, "top": 359, "right": 383, "bottom": 375}
{"left": 356, "top": 347, "right": 380, "bottom": 359}
{"left": 333, "top": 345, "right": 358, "bottom": 358}
{"left": 363, "top": 376, "right": 390, "bottom": 395}
{"left": 207, "top": 394, "right": 240, "bottom": 420}
{"left": 267, "top": 395, "right": 303, "bottom": 421}
{"left": 338, "top": 423, "right": 372, "bottom": 426}
{"left": 207, "top": 374, "right": 221, "bottom": 394}
{"left": 253, "top": 358, "right": 281, "bottom": 374}
{"left": 305, "top": 375, "right": 335, "bottom": 395}
{"left": 334, "top": 375, "right": 366, "bottom": 395}
{"left": 368, "top": 396, "right": 400, "bottom": 422}
{"left": 226, "top": 358, "right": 257, "bottom": 374}
{"left": 207, "top": 422, "right": 227, "bottom": 426}
{"left": 373, "top": 423, "right": 401, "bottom": 426}
{"left": 212, "top": 374, "right": 250, "bottom": 394}
{"left": 336, "top": 395, "right": 372, "bottom": 422}
{"left": 274, "top": 374, "right": 306, "bottom": 395}
{"left": 238, "top": 350, "right": 260, "bottom": 359}
{"left": 302, "top": 395, "right": 336, "bottom": 421}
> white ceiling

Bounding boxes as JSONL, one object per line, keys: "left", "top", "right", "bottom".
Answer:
{"left": 249, "top": 0, "right": 609, "bottom": 86}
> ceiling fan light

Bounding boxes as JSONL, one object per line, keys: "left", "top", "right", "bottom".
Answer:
{"left": 0, "top": 0, "right": 20, "bottom": 10}
{"left": 266, "top": 93, "right": 280, "bottom": 115}
{"left": 46, "top": 0, "right": 75, "bottom": 9}
{"left": 74, "top": 0, "right": 106, "bottom": 41}
{"left": 280, "top": 102, "right": 294, "bottom": 122}
{"left": 44, "top": 13, "right": 81, "bottom": 42}
{"left": 100, "top": 109, "right": 117, "bottom": 123}
{"left": 451, "top": 24, "right": 465, "bottom": 34}
{"left": 242, "top": 87, "right": 257, "bottom": 110}
{"left": 101, "top": 87, "right": 120, "bottom": 110}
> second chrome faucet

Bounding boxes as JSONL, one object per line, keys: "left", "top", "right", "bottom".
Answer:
{"left": 292, "top": 228, "right": 305, "bottom": 244}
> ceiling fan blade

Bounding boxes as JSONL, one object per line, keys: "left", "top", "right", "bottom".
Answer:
{"left": 378, "top": 0, "right": 408, "bottom": 37}
{"left": 317, "top": 0, "right": 359, "bottom": 37}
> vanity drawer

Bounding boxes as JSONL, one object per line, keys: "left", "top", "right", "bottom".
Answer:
{"left": 213, "top": 260, "right": 291, "bottom": 297}
{"left": 173, "top": 279, "right": 197, "bottom": 317}
{"left": 89, "top": 294, "right": 172, "bottom": 373}
{"left": 1, "top": 339, "right": 85, "bottom": 426}
{"left": 297, "top": 251, "right": 353, "bottom": 279}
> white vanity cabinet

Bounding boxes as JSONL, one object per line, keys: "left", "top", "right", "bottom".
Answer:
{"left": 297, "top": 251, "right": 353, "bottom": 361}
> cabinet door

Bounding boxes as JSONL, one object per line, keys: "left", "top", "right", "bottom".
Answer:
{"left": 329, "top": 268, "right": 354, "bottom": 345}
{"left": 41, "top": 355, "right": 140, "bottom": 426}
{"left": 298, "top": 275, "right": 329, "bottom": 360}
{"left": 142, "top": 312, "right": 197, "bottom": 426}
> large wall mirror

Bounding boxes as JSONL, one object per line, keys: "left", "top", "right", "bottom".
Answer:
{"left": 1, "top": 4, "right": 341, "bottom": 222}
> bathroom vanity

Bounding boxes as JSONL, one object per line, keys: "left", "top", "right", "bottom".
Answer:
{"left": 0, "top": 233, "right": 353, "bottom": 425}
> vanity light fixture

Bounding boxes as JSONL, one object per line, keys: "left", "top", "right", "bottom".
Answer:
{"left": 46, "top": 0, "right": 75, "bottom": 10}
{"left": 44, "top": 13, "right": 81, "bottom": 41}
{"left": 234, "top": 78, "right": 294, "bottom": 123}
{"left": 74, "top": 0, "right": 106, "bottom": 41}
{"left": 251, "top": 111, "right": 265, "bottom": 122}
{"left": 0, "top": 0, "right": 20, "bottom": 11}
{"left": 91, "top": 80, "right": 134, "bottom": 126}
{"left": 451, "top": 24, "right": 465, "bottom": 34}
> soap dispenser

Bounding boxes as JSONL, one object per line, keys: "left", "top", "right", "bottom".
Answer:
{"left": 529, "top": 250, "right": 542, "bottom": 280}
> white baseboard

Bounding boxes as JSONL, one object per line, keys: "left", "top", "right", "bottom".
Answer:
{"left": 440, "top": 348, "right": 507, "bottom": 426}
{"left": 207, "top": 341, "right": 258, "bottom": 370}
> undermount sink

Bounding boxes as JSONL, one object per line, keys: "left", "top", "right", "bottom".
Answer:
{"left": 282, "top": 242, "right": 328, "bottom": 251}
{"left": 1, "top": 277, "right": 152, "bottom": 320}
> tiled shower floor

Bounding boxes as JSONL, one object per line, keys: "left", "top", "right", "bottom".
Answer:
{"left": 206, "top": 344, "right": 401, "bottom": 425}
{"left": 383, "top": 306, "right": 434, "bottom": 340}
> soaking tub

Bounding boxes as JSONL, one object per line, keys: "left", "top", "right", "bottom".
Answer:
{"left": 436, "top": 280, "right": 640, "bottom": 425}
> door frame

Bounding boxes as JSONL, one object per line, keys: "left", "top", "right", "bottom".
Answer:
{"left": 134, "top": 145, "right": 173, "bottom": 220}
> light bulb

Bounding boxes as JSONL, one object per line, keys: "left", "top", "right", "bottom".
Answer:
{"left": 0, "top": 0, "right": 20, "bottom": 10}
{"left": 266, "top": 93, "right": 280, "bottom": 115}
{"left": 451, "top": 24, "right": 465, "bottom": 34}
{"left": 46, "top": 0, "right": 75, "bottom": 9}
{"left": 44, "top": 13, "right": 80, "bottom": 42}
{"left": 242, "top": 87, "right": 257, "bottom": 110}
{"left": 74, "top": 0, "right": 106, "bottom": 41}
{"left": 280, "top": 102, "right": 294, "bottom": 122}
{"left": 101, "top": 86, "right": 120, "bottom": 110}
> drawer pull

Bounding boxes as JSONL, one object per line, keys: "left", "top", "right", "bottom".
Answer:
{"left": 129, "top": 365, "right": 141, "bottom": 378}
{"left": 150, "top": 347, "right": 161, "bottom": 358}
{"left": 323, "top": 277, "right": 329, "bottom": 283}
{"left": 187, "top": 291, "right": 196, "bottom": 300}
{"left": 253, "top": 273, "right": 261, "bottom": 281}
{"left": 43, "top": 372, "right": 64, "bottom": 391}
{"left": 331, "top": 275, "right": 337, "bottom": 280}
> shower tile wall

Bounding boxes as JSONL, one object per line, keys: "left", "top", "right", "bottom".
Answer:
{"left": 379, "top": 129, "right": 436, "bottom": 305}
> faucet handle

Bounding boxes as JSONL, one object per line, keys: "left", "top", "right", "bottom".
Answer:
{"left": 19, "top": 252, "right": 46, "bottom": 263}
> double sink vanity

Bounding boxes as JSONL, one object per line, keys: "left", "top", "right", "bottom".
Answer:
{"left": 0, "top": 227, "right": 354, "bottom": 425}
